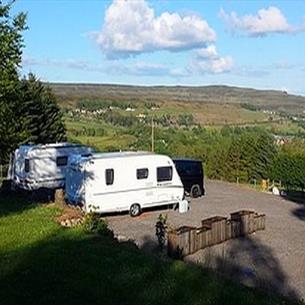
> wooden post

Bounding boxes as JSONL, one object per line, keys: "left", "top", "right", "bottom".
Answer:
{"left": 225, "top": 220, "right": 232, "bottom": 240}
{"left": 151, "top": 116, "right": 154, "bottom": 152}
{"left": 55, "top": 189, "right": 65, "bottom": 206}
{"left": 189, "top": 227, "right": 197, "bottom": 254}
{"left": 231, "top": 220, "right": 241, "bottom": 238}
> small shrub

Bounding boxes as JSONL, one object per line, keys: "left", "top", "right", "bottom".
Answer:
{"left": 155, "top": 214, "right": 168, "bottom": 250}
{"left": 97, "top": 218, "right": 113, "bottom": 237}
{"left": 82, "top": 213, "right": 99, "bottom": 233}
{"left": 82, "top": 213, "right": 112, "bottom": 236}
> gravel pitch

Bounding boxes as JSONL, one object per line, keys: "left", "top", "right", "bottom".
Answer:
{"left": 107, "top": 180, "right": 305, "bottom": 300}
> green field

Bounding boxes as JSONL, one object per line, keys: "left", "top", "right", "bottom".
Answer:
{"left": 0, "top": 193, "right": 298, "bottom": 305}
{"left": 56, "top": 82, "right": 305, "bottom": 152}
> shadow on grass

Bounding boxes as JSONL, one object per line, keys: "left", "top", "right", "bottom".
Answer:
{"left": 0, "top": 179, "right": 60, "bottom": 217}
{"left": 0, "top": 187, "right": 55, "bottom": 218}
{"left": 196, "top": 235, "right": 300, "bottom": 301}
{"left": 0, "top": 191, "right": 35, "bottom": 218}
{"left": 0, "top": 229, "right": 297, "bottom": 305}
{"left": 280, "top": 191, "right": 305, "bottom": 221}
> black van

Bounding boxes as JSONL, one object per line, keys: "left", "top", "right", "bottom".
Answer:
{"left": 172, "top": 158, "right": 205, "bottom": 198}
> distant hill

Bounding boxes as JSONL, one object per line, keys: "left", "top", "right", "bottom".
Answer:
{"left": 48, "top": 83, "right": 305, "bottom": 114}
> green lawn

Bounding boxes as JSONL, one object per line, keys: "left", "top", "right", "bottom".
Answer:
{"left": 0, "top": 193, "right": 297, "bottom": 305}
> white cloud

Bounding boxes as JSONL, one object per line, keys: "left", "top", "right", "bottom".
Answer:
{"left": 94, "top": 0, "right": 216, "bottom": 58}
{"left": 191, "top": 44, "right": 233, "bottom": 74}
{"left": 196, "top": 44, "right": 218, "bottom": 59}
{"left": 220, "top": 6, "right": 305, "bottom": 36}
{"left": 196, "top": 56, "right": 233, "bottom": 73}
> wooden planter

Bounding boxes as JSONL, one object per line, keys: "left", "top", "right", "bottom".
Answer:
{"left": 167, "top": 210, "right": 266, "bottom": 259}
{"left": 167, "top": 226, "right": 197, "bottom": 258}
{"left": 201, "top": 216, "right": 227, "bottom": 245}
{"left": 196, "top": 225, "right": 213, "bottom": 250}
{"left": 254, "top": 214, "right": 266, "bottom": 231}
{"left": 230, "top": 210, "right": 255, "bottom": 236}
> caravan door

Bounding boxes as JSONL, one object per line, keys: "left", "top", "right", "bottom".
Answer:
{"left": 156, "top": 166, "right": 173, "bottom": 204}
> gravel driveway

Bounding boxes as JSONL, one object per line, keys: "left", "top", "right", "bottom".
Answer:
{"left": 107, "top": 180, "right": 305, "bottom": 300}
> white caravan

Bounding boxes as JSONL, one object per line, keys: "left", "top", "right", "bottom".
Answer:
{"left": 9, "top": 143, "right": 93, "bottom": 190}
{"left": 65, "top": 152, "right": 185, "bottom": 216}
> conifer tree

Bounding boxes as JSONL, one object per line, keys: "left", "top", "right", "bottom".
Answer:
{"left": 0, "top": 1, "right": 27, "bottom": 163}
{"left": 0, "top": 1, "right": 66, "bottom": 164}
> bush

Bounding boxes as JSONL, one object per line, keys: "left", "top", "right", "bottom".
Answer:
{"left": 82, "top": 213, "right": 112, "bottom": 236}
{"left": 155, "top": 214, "right": 168, "bottom": 250}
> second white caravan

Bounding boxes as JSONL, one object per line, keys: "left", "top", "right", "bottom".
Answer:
{"left": 65, "top": 152, "right": 185, "bottom": 216}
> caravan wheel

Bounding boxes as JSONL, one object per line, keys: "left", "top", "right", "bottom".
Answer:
{"left": 130, "top": 204, "right": 141, "bottom": 217}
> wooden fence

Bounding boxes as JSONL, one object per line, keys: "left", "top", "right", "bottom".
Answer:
{"left": 168, "top": 210, "right": 265, "bottom": 258}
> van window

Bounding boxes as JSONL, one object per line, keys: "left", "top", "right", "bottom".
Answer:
{"left": 25, "top": 159, "right": 30, "bottom": 173}
{"left": 157, "top": 166, "right": 173, "bottom": 182}
{"left": 137, "top": 168, "right": 149, "bottom": 179}
{"left": 175, "top": 161, "right": 202, "bottom": 176}
{"left": 105, "top": 169, "right": 114, "bottom": 185}
{"left": 56, "top": 156, "right": 68, "bottom": 167}
{"left": 186, "top": 162, "right": 202, "bottom": 175}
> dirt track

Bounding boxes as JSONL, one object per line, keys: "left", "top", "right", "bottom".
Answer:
{"left": 107, "top": 180, "right": 305, "bottom": 300}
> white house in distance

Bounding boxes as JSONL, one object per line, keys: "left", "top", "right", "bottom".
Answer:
{"left": 65, "top": 151, "right": 185, "bottom": 216}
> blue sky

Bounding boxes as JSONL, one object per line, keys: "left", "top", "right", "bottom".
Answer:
{"left": 13, "top": 0, "right": 305, "bottom": 95}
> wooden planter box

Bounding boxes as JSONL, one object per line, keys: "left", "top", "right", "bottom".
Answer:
{"left": 167, "top": 226, "right": 197, "bottom": 258}
{"left": 196, "top": 225, "right": 213, "bottom": 250}
{"left": 230, "top": 210, "right": 255, "bottom": 236}
{"left": 254, "top": 214, "right": 266, "bottom": 231}
{"left": 168, "top": 210, "right": 266, "bottom": 259}
{"left": 201, "top": 216, "right": 227, "bottom": 245}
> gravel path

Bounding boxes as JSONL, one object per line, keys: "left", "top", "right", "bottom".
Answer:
{"left": 107, "top": 180, "right": 305, "bottom": 300}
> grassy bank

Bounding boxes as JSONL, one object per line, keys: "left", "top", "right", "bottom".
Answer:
{"left": 0, "top": 194, "right": 298, "bottom": 305}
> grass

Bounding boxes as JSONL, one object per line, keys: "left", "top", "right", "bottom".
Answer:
{"left": 71, "top": 134, "right": 137, "bottom": 151}
{"left": 0, "top": 193, "right": 299, "bottom": 305}
{"left": 65, "top": 101, "right": 271, "bottom": 126}
{"left": 66, "top": 118, "right": 136, "bottom": 151}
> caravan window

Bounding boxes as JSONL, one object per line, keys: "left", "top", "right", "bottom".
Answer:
{"left": 56, "top": 156, "right": 68, "bottom": 167}
{"left": 157, "top": 166, "right": 173, "bottom": 182}
{"left": 137, "top": 168, "right": 149, "bottom": 179}
{"left": 24, "top": 159, "right": 30, "bottom": 173}
{"left": 105, "top": 169, "right": 114, "bottom": 185}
